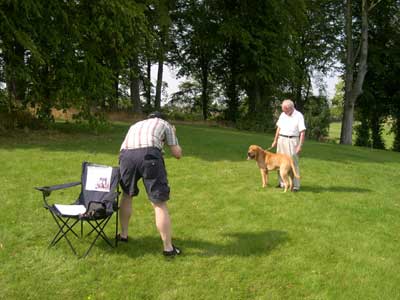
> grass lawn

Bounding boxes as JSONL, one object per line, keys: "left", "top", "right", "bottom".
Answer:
{"left": 1, "top": 121, "right": 400, "bottom": 299}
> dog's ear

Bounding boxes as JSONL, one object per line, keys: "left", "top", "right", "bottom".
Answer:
{"left": 258, "top": 146, "right": 267, "bottom": 158}
{"left": 254, "top": 146, "right": 262, "bottom": 159}
{"left": 253, "top": 150, "right": 258, "bottom": 159}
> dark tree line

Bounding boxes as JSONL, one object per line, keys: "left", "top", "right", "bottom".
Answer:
{"left": 0, "top": 0, "right": 399, "bottom": 150}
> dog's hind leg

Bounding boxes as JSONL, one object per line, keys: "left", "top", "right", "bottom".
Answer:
{"left": 280, "top": 170, "right": 289, "bottom": 192}
{"left": 288, "top": 175, "right": 293, "bottom": 191}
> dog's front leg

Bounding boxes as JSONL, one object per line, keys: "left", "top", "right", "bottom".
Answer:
{"left": 260, "top": 168, "right": 268, "bottom": 188}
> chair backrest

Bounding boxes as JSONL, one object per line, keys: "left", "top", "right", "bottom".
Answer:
{"left": 76, "top": 162, "right": 120, "bottom": 216}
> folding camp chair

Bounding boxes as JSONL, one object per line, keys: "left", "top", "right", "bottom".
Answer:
{"left": 35, "top": 161, "right": 120, "bottom": 258}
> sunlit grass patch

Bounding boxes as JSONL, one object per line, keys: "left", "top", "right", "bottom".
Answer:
{"left": 1, "top": 121, "right": 400, "bottom": 299}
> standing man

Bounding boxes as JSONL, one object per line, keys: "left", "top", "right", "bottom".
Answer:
{"left": 118, "top": 111, "right": 182, "bottom": 257}
{"left": 271, "top": 99, "right": 306, "bottom": 192}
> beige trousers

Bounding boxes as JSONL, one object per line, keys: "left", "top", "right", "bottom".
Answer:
{"left": 277, "top": 136, "right": 300, "bottom": 189}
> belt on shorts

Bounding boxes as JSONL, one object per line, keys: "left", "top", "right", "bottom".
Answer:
{"left": 121, "top": 146, "right": 161, "bottom": 152}
{"left": 279, "top": 134, "right": 299, "bottom": 138}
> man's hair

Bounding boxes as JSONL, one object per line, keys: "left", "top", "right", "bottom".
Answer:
{"left": 147, "top": 111, "right": 166, "bottom": 120}
{"left": 282, "top": 99, "right": 294, "bottom": 109}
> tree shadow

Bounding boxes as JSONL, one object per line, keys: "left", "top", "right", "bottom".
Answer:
{"left": 300, "top": 141, "right": 400, "bottom": 164}
{"left": 300, "top": 185, "right": 372, "bottom": 193}
{"left": 108, "top": 230, "right": 289, "bottom": 258}
{"left": 2, "top": 122, "right": 399, "bottom": 164}
{"left": 0, "top": 123, "right": 264, "bottom": 162}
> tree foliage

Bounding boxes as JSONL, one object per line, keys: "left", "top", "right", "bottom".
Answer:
{"left": 354, "top": 0, "right": 400, "bottom": 150}
{"left": 0, "top": 0, "right": 150, "bottom": 127}
{"left": 0, "top": 0, "right": 398, "bottom": 152}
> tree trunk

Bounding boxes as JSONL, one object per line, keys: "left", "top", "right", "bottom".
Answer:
{"left": 226, "top": 77, "right": 238, "bottom": 122}
{"left": 254, "top": 80, "right": 262, "bottom": 113}
{"left": 4, "top": 43, "right": 26, "bottom": 111}
{"left": 129, "top": 57, "right": 142, "bottom": 114}
{"left": 340, "top": 0, "right": 369, "bottom": 145}
{"left": 245, "top": 78, "right": 274, "bottom": 130}
{"left": 144, "top": 59, "right": 152, "bottom": 110}
{"left": 370, "top": 114, "right": 384, "bottom": 149}
{"left": 295, "top": 82, "right": 303, "bottom": 112}
{"left": 226, "top": 42, "right": 239, "bottom": 123}
{"left": 246, "top": 80, "right": 256, "bottom": 117}
{"left": 341, "top": 101, "right": 355, "bottom": 144}
{"left": 304, "top": 75, "right": 312, "bottom": 107}
{"left": 200, "top": 58, "right": 209, "bottom": 120}
{"left": 393, "top": 117, "right": 400, "bottom": 152}
{"left": 293, "top": 59, "right": 306, "bottom": 112}
{"left": 155, "top": 27, "right": 168, "bottom": 111}
{"left": 112, "top": 72, "right": 119, "bottom": 111}
{"left": 36, "top": 65, "right": 54, "bottom": 123}
{"left": 155, "top": 58, "right": 163, "bottom": 110}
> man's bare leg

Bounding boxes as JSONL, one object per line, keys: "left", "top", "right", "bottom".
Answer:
{"left": 119, "top": 193, "right": 132, "bottom": 239}
{"left": 152, "top": 201, "right": 173, "bottom": 251}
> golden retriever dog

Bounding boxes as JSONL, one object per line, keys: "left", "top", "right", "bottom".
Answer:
{"left": 247, "top": 144, "right": 300, "bottom": 192}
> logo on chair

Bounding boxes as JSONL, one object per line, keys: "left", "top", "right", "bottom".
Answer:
{"left": 86, "top": 166, "right": 112, "bottom": 192}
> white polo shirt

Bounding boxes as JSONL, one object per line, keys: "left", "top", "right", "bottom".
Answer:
{"left": 276, "top": 109, "right": 306, "bottom": 136}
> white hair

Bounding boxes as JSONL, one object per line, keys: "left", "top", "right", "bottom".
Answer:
{"left": 282, "top": 99, "right": 294, "bottom": 109}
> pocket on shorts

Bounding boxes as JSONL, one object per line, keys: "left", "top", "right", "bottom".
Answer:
{"left": 143, "top": 159, "right": 160, "bottom": 179}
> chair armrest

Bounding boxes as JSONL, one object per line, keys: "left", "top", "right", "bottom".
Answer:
{"left": 35, "top": 182, "right": 81, "bottom": 196}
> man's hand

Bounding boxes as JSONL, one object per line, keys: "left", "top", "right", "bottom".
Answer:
{"left": 295, "top": 145, "right": 302, "bottom": 154}
{"left": 170, "top": 145, "right": 182, "bottom": 159}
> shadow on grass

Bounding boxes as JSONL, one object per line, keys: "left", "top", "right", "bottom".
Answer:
{"left": 0, "top": 123, "right": 255, "bottom": 162}
{"left": 300, "top": 185, "right": 372, "bottom": 193}
{"left": 110, "top": 230, "right": 288, "bottom": 258}
{"left": 3, "top": 122, "right": 399, "bottom": 164}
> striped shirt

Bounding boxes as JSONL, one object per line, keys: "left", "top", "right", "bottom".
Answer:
{"left": 120, "top": 117, "right": 179, "bottom": 151}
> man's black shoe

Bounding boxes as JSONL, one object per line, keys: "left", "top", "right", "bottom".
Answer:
{"left": 163, "top": 245, "right": 182, "bottom": 257}
{"left": 116, "top": 234, "right": 128, "bottom": 242}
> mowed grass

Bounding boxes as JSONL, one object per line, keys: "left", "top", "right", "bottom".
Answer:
{"left": 1, "top": 122, "right": 400, "bottom": 300}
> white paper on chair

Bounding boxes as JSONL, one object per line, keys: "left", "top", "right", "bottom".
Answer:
{"left": 55, "top": 204, "right": 86, "bottom": 216}
{"left": 85, "top": 165, "right": 113, "bottom": 192}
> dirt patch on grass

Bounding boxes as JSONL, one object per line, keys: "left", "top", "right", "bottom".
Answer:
{"left": 51, "top": 108, "right": 145, "bottom": 123}
{"left": 50, "top": 108, "right": 236, "bottom": 131}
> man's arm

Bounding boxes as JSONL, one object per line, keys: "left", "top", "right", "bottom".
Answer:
{"left": 166, "top": 124, "right": 182, "bottom": 159}
{"left": 296, "top": 130, "right": 305, "bottom": 154}
{"left": 271, "top": 127, "right": 280, "bottom": 148}
{"left": 169, "top": 145, "right": 182, "bottom": 159}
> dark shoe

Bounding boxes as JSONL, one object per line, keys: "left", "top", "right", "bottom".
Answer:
{"left": 293, "top": 189, "right": 299, "bottom": 193}
{"left": 116, "top": 234, "right": 128, "bottom": 242}
{"left": 163, "top": 245, "right": 182, "bottom": 257}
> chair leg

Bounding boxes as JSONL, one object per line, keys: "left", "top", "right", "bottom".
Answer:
{"left": 49, "top": 213, "right": 73, "bottom": 242}
{"left": 86, "top": 218, "right": 114, "bottom": 247}
{"left": 52, "top": 218, "right": 80, "bottom": 246}
{"left": 85, "top": 218, "right": 107, "bottom": 236}
{"left": 49, "top": 213, "right": 80, "bottom": 256}
{"left": 46, "top": 208, "right": 119, "bottom": 258}
{"left": 81, "top": 217, "right": 113, "bottom": 258}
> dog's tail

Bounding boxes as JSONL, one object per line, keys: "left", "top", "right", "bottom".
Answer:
{"left": 290, "top": 157, "right": 300, "bottom": 179}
